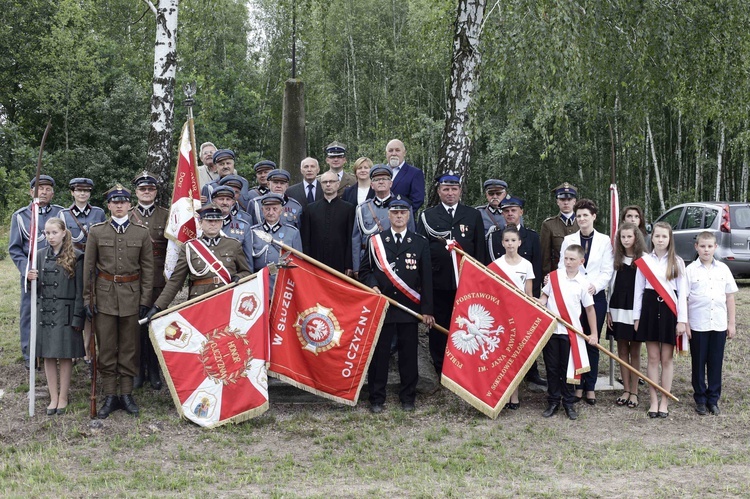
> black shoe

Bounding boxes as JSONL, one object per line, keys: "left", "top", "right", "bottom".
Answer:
{"left": 707, "top": 404, "right": 720, "bottom": 415}
{"left": 46, "top": 408, "right": 57, "bottom": 416}
{"left": 148, "top": 370, "right": 162, "bottom": 390}
{"left": 657, "top": 411, "right": 669, "bottom": 418}
{"left": 525, "top": 373, "right": 547, "bottom": 387}
{"left": 542, "top": 403, "right": 560, "bottom": 418}
{"left": 564, "top": 405, "right": 578, "bottom": 420}
{"left": 370, "top": 404, "right": 384, "bottom": 414}
{"left": 695, "top": 404, "right": 708, "bottom": 416}
{"left": 648, "top": 411, "right": 659, "bottom": 419}
{"left": 584, "top": 396, "right": 597, "bottom": 406}
{"left": 401, "top": 402, "right": 415, "bottom": 412}
{"left": 504, "top": 402, "right": 520, "bottom": 410}
{"left": 56, "top": 406, "right": 67, "bottom": 415}
{"left": 97, "top": 395, "right": 121, "bottom": 419}
{"left": 120, "top": 395, "right": 140, "bottom": 416}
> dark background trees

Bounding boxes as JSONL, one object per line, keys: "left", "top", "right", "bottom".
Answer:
{"left": 1, "top": 0, "right": 748, "bottom": 228}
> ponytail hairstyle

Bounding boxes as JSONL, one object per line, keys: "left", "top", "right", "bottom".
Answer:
{"left": 45, "top": 218, "right": 77, "bottom": 278}
{"left": 652, "top": 221, "right": 682, "bottom": 280}
{"left": 613, "top": 222, "right": 646, "bottom": 271}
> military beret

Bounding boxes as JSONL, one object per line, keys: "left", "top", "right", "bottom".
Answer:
{"left": 553, "top": 182, "right": 578, "bottom": 199}
{"left": 436, "top": 172, "right": 461, "bottom": 185}
{"left": 219, "top": 175, "right": 244, "bottom": 189}
{"left": 105, "top": 184, "right": 131, "bottom": 202}
{"left": 212, "top": 149, "right": 236, "bottom": 163}
{"left": 260, "top": 193, "right": 284, "bottom": 205}
{"left": 500, "top": 196, "right": 524, "bottom": 210}
{"left": 198, "top": 203, "right": 223, "bottom": 220}
{"left": 211, "top": 186, "right": 235, "bottom": 199}
{"left": 266, "top": 169, "right": 290, "bottom": 183}
{"left": 69, "top": 177, "right": 93, "bottom": 190}
{"left": 132, "top": 171, "right": 158, "bottom": 187}
{"left": 325, "top": 141, "right": 347, "bottom": 157}
{"left": 388, "top": 195, "right": 411, "bottom": 211}
{"left": 369, "top": 164, "right": 393, "bottom": 179}
{"left": 483, "top": 179, "right": 508, "bottom": 191}
{"left": 30, "top": 175, "right": 55, "bottom": 188}
{"left": 253, "top": 160, "right": 276, "bottom": 172}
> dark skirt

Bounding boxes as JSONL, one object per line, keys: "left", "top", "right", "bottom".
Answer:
{"left": 636, "top": 289, "right": 677, "bottom": 345}
{"left": 610, "top": 322, "right": 638, "bottom": 342}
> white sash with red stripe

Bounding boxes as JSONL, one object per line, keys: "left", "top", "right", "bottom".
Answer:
{"left": 370, "top": 233, "right": 420, "bottom": 304}
{"left": 186, "top": 238, "right": 231, "bottom": 285}
{"left": 634, "top": 256, "right": 688, "bottom": 353}
{"left": 549, "top": 270, "right": 591, "bottom": 384}
{"left": 444, "top": 239, "right": 463, "bottom": 287}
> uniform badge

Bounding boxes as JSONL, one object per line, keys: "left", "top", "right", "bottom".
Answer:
{"left": 385, "top": 236, "right": 391, "bottom": 243}
{"left": 406, "top": 237, "right": 412, "bottom": 243}
{"left": 459, "top": 224, "right": 468, "bottom": 236}
{"left": 295, "top": 304, "right": 343, "bottom": 355}
{"left": 199, "top": 326, "right": 253, "bottom": 385}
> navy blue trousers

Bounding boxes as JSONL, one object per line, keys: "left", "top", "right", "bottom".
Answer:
{"left": 689, "top": 330, "right": 727, "bottom": 405}
{"left": 579, "top": 290, "right": 607, "bottom": 392}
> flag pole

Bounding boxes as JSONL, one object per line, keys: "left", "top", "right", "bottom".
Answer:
{"left": 28, "top": 119, "right": 52, "bottom": 416}
{"left": 452, "top": 246, "right": 678, "bottom": 402}
{"left": 254, "top": 230, "right": 450, "bottom": 335}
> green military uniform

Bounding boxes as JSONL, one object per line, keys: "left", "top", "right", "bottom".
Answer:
{"left": 155, "top": 235, "right": 252, "bottom": 310}
{"left": 83, "top": 188, "right": 154, "bottom": 413}
{"left": 540, "top": 182, "right": 579, "bottom": 276}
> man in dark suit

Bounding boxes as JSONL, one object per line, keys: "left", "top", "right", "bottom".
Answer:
{"left": 417, "top": 173, "right": 486, "bottom": 375}
{"left": 386, "top": 139, "right": 426, "bottom": 211}
{"left": 360, "top": 196, "right": 434, "bottom": 413}
{"left": 301, "top": 171, "right": 355, "bottom": 274}
{"left": 487, "top": 196, "right": 548, "bottom": 389}
{"left": 287, "top": 157, "right": 323, "bottom": 209}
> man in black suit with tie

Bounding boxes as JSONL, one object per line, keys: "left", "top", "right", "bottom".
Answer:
{"left": 287, "top": 157, "right": 324, "bottom": 209}
{"left": 417, "top": 173, "right": 486, "bottom": 376}
{"left": 360, "top": 196, "right": 434, "bottom": 413}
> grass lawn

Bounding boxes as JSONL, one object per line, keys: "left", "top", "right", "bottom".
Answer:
{"left": 1, "top": 251, "right": 749, "bottom": 497}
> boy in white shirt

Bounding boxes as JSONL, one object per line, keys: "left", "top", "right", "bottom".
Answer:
{"left": 686, "top": 231, "right": 738, "bottom": 416}
{"left": 538, "top": 245, "right": 598, "bottom": 420}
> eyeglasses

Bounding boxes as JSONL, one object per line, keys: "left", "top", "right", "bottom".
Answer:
{"left": 371, "top": 177, "right": 390, "bottom": 183}
{"left": 320, "top": 180, "right": 338, "bottom": 185}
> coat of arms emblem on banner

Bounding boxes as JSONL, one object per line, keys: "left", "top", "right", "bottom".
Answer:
{"left": 295, "top": 304, "right": 343, "bottom": 355}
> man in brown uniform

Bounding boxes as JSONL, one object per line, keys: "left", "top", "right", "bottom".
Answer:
{"left": 84, "top": 185, "right": 154, "bottom": 419}
{"left": 148, "top": 204, "right": 252, "bottom": 314}
{"left": 540, "top": 183, "right": 579, "bottom": 277}
{"left": 128, "top": 172, "right": 169, "bottom": 390}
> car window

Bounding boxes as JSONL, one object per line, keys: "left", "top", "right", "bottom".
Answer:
{"left": 703, "top": 208, "right": 718, "bottom": 228}
{"left": 731, "top": 206, "right": 750, "bottom": 229}
{"left": 682, "top": 206, "right": 704, "bottom": 229}
{"left": 659, "top": 207, "right": 683, "bottom": 230}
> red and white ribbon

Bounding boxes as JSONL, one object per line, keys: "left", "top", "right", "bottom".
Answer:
{"left": 186, "top": 238, "right": 231, "bottom": 285}
{"left": 548, "top": 270, "right": 590, "bottom": 384}
{"left": 370, "top": 234, "right": 420, "bottom": 304}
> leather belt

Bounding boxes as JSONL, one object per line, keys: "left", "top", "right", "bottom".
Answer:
{"left": 192, "top": 276, "right": 223, "bottom": 286}
{"left": 73, "top": 242, "right": 86, "bottom": 251}
{"left": 98, "top": 271, "right": 140, "bottom": 283}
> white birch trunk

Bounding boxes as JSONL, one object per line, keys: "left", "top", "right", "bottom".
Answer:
{"left": 676, "top": 110, "right": 682, "bottom": 194}
{"left": 715, "top": 122, "right": 725, "bottom": 201}
{"left": 646, "top": 116, "right": 666, "bottom": 213}
{"left": 144, "top": 0, "right": 178, "bottom": 196}
{"left": 742, "top": 150, "right": 749, "bottom": 203}
{"left": 694, "top": 131, "right": 702, "bottom": 201}
{"left": 348, "top": 33, "right": 361, "bottom": 142}
{"left": 429, "top": 0, "right": 487, "bottom": 206}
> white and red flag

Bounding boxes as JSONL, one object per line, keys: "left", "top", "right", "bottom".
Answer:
{"left": 268, "top": 255, "right": 389, "bottom": 405}
{"left": 149, "top": 270, "right": 270, "bottom": 428}
{"left": 441, "top": 257, "right": 557, "bottom": 418}
{"left": 610, "top": 183, "right": 620, "bottom": 245}
{"left": 164, "top": 121, "right": 201, "bottom": 278}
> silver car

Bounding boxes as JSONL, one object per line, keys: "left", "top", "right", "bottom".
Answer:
{"left": 650, "top": 202, "right": 750, "bottom": 277}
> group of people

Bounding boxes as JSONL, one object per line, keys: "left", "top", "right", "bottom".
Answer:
{"left": 9, "top": 139, "right": 737, "bottom": 421}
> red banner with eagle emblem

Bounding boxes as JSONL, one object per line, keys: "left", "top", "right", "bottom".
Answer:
{"left": 149, "top": 269, "right": 270, "bottom": 428}
{"left": 268, "top": 255, "right": 389, "bottom": 405}
{"left": 441, "top": 258, "right": 557, "bottom": 418}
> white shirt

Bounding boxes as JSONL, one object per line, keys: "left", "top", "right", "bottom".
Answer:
{"left": 558, "top": 230, "right": 614, "bottom": 294}
{"left": 391, "top": 228, "right": 407, "bottom": 241}
{"left": 357, "top": 186, "right": 370, "bottom": 205}
{"left": 686, "top": 259, "right": 738, "bottom": 331}
{"left": 633, "top": 251, "right": 688, "bottom": 323}
{"left": 542, "top": 271, "right": 593, "bottom": 335}
{"left": 441, "top": 202, "right": 457, "bottom": 216}
{"left": 494, "top": 255, "right": 535, "bottom": 291}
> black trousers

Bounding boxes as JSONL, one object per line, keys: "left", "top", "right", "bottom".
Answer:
{"left": 429, "top": 289, "right": 456, "bottom": 376}
{"left": 543, "top": 335, "right": 575, "bottom": 406}
{"left": 368, "top": 322, "right": 419, "bottom": 405}
{"left": 689, "top": 330, "right": 727, "bottom": 405}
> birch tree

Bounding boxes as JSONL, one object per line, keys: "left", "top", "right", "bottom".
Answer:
{"left": 143, "top": 0, "right": 178, "bottom": 196}
{"left": 429, "top": 0, "right": 486, "bottom": 207}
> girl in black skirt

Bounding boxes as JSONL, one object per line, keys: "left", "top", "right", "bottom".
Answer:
{"left": 607, "top": 222, "right": 646, "bottom": 408}
{"left": 633, "top": 222, "right": 688, "bottom": 419}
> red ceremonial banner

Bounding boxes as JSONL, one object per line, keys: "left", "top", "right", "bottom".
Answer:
{"left": 441, "top": 258, "right": 557, "bottom": 418}
{"left": 150, "top": 270, "right": 270, "bottom": 428}
{"left": 165, "top": 121, "right": 201, "bottom": 244}
{"left": 268, "top": 255, "right": 389, "bottom": 405}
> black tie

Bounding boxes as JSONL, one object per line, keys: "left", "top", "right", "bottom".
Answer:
{"left": 307, "top": 184, "right": 314, "bottom": 204}
{"left": 448, "top": 207, "right": 454, "bottom": 218}
{"left": 395, "top": 233, "right": 402, "bottom": 246}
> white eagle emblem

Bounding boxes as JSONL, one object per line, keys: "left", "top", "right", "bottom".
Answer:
{"left": 451, "top": 304, "right": 504, "bottom": 360}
